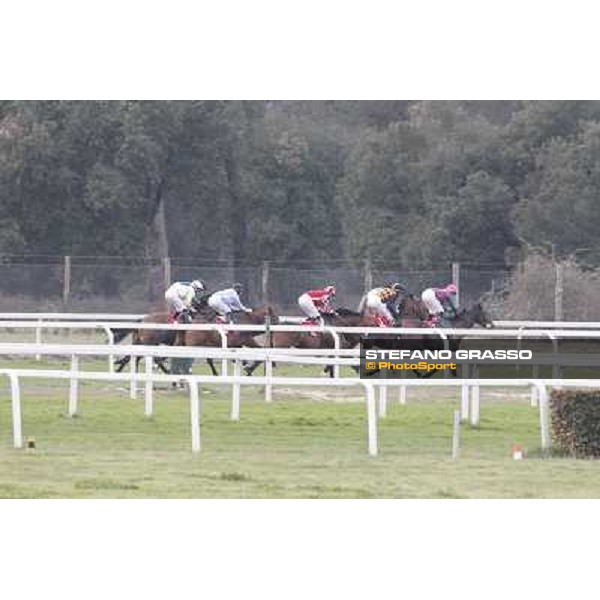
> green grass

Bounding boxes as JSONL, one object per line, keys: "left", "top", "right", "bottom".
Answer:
{"left": 1, "top": 355, "right": 600, "bottom": 498}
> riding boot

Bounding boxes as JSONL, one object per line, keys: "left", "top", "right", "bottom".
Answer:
{"left": 178, "top": 310, "right": 192, "bottom": 324}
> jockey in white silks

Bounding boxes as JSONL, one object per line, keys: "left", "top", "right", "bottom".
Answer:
{"left": 208, "top": 283, "right": 252, "bottom": 323}
{"left": 361, "top": 282, "right": 406, "bottom": 327}
{"left": 164, "top": 279, "right": 206, "bottom": 323}
{"left": 421, "top": 283, "right": 458, "bottom": 326}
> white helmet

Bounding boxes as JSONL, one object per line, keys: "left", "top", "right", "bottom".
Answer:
{"left": 191, "top": 280, "right": 205, "bottom": 291}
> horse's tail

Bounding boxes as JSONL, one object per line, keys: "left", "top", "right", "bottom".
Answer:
{"left": 109, "top": 315, "right": 145, "bottom": 344}
{"left": 109, "top": 327, "right": 136, "bottom": 344}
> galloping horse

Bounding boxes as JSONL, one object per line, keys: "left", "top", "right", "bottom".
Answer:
{"left": 359, "top": 290, "right": 430, "bottom": 324}
{"left": 363, "top": 302, "right": 494, "bottom": 378}
{"left": 242, "top": 308, "right": 375, "bottom": 378}
{"left": 112, "top": 294, "right": 210, "bottom": 373}
{"left": 112, "top": 311, "right": 183, "bottom": 373}
{"left": 181, "top": 306, "right": 279, "bottom": 376}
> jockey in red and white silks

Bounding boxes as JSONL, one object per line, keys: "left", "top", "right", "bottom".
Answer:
{"left": 165, "top": 279, "right": 205, "bottom": 323}
{"left": 208, "top": 283, "right": 252, "bottom": 323}
{"left": 298, "top": 285, "right": 336, "bottom": 325}
{"left": 421, "top": 283, "right": 458, "bottom": 326}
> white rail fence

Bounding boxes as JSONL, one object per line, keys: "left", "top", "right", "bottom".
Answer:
{"left": 3, "top": 317, "right": 600, "bottom": 378}
{"left": 5, "top": 311, "right": 600, "bottom": 327}
{"left": 3, "top": 315, "right": 600, "bottom": 457}
{"left": 0, "top": 339, "right": 594, "bottom": 457}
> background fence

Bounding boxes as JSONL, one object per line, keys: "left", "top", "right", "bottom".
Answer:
{"left": 0, "top": 255, "right": 512, "bottom": 314}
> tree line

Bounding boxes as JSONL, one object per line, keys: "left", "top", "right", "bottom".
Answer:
{"left": 2, "top": 100, "right": 600, "bottom": 275}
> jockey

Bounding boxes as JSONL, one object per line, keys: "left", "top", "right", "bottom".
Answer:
{"left": 298, "top": 285, "right": 336, "bottom": 326}
{"left": 165, "top": 279, "right": 206, "bottom": 323}
{"left": 364, "top": 282, "right": 406, "bottom": 327}
{"left": 421, "top": 283, "right": 458, "bottom": 326}
{"left": 208, "top": 282, "right": 252, "bottom": 323}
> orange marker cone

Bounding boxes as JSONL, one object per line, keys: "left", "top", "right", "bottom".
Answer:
{"left": 511, "top": 443, "right": 523, "bottom": 460}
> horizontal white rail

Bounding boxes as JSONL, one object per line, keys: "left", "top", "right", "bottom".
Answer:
{"left": 494, "top": 320, "right": 600, "bottom": 329}
{"left": 0, "top": 312, "right": 145, "bottom": 321}
{"left": 6, "top": 319, "right": 600, "bottom": 339}
{"left": 4, "top": 312, "right": 600, "bottom": 331}
{"left": 0, "top": 342, "right": 362, "bottom": 368}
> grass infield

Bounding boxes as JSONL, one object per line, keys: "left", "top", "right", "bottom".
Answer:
{"left": 1, "top": 355, "right": 600, "bottom": 498}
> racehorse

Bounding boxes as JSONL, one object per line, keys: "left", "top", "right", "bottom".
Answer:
{"left": 359, "top": 290, "right": 430, "bottom": 325}
{"left": 112, "top": 311, "right": 182, "bottom": 374}
{"left": 243, "top": 307, "right": 375, "bottom": 378}
{"left": 181, "top": 306, "right": 279, "bottom": 376}
{"left": 112, "top": 293, "right": 210, "bottom": 374}
{"left": 363, "top": 302, "right": 494, "bottom": 378}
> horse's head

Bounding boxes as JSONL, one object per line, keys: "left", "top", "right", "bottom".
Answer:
{"left": 401, "top": 294, "right": 429, "bottom": 320}
{"left": 474, "top": 303, "right": 494, "bottom": 328}
{"left": 192, "top": 292, "right": 210, "bottom": 312}
{"left": 460, "top": 303, "right": 493, "bottom": 328}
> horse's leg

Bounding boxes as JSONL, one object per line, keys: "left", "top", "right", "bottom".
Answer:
{"left": 114, "top": 355, "right": 130, "bottom": 372}
{"left": 237, "top": 336, "right": 264, "bottom": 376}
{"left": 156, "top": 358, "right": 170, "bottom": 374}
{"left": 207, "top": 358, "right": 219, "bottom": 376}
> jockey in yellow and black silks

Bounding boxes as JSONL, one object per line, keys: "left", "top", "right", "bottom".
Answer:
{"left": 363, "top": 282, "right": 406, "bottom": 327}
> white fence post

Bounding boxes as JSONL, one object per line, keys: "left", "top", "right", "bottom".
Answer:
{"left": 378, "top": 385, "right": 387, "bottom": 418}
{"left": 190, "top": 380, "right": 201, "bottom": 453}
{"left": 102, "top": 325, "right": 115, "bottom": 373}
{"left": 144, "top": 355, "right": 153, "bottom": 417}
{"left": 325, "top": 327, "right": 341, "bottom": 378}
{"left": 68, "top": 354, "right": 79, "bottom": 417}
{"left": 35, "top": 319, "right": 42, "bottom": 360}
{"left": 9, "top": 373, "right": 23, "bottom": 449}
{"left": 537, "top": 383, "right": 551, "bottom": 452}
{"left": 232, "top": 359, "right": 241, "bottom": 421}
{"left": 399, "top": 385, "right": 407, "bottom": 405}
{"left": 531, "top": 364, "right": 540, "bottom": 406}
{"left": 470, "top": 385, "right": 480, "bottom": 426}
{"left": 470, "top": 366, "right": 480, "bottom": 426}
{"left": 461, "top": 380, "right": 470, "bottom": 422}
{"left": 364, "top": 384, "right": 378, "bottom": 456}
{"left": 219, "top": 327, "right": 228, "bottom": 377}
{"left": 451, "top": 410, "right": 461, "bottom": 460}
{"left": 129, "top": 354, "right": 137, "bottom": 399}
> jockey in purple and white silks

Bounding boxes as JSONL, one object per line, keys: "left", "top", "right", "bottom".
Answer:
{"left": 208, "top": 283, "right": 252, "bottom": 323}
{"left": 421, "top": 283, "right": 458, "bottom": 326}
{"left": 165, "top": 279, "right": 206, "bottom": 323}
